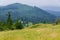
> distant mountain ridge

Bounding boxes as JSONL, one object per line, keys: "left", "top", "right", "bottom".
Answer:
{"left": 0, "top": 3, "right": 57, "bottom": 23}
{"left": 45, "top": 10, "right": 60, "bottom": 17}
{"left": 41, "top": 7, "right": 60, "bottom": 17}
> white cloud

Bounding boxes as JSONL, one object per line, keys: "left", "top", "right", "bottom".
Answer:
{"left": 0, "top": 0, "right": 60, "bottom": 7}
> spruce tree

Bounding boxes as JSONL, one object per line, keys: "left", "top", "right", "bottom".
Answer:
{"left": 7, "top": 12, "right": 13, "bottom": 30}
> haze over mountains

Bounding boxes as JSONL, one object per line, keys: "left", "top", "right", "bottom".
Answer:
{"left": 0, "top": 3, "right": 56, "bottom": 23}
{"left": 46, "top": 10, "right": 60, "bottom": 17}
{"left": 41, "top": 7, "right": 60, "bottom": 17}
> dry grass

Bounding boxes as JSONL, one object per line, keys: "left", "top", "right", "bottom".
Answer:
{"left": 0, "top": 24, "right": 60, "bottom": 40}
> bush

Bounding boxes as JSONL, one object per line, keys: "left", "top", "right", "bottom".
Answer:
{"left": 15, "top": 20, "right": 24, "bottom": 29}
{"left": 56, "top": 18, "right": 60, "bottom": 25}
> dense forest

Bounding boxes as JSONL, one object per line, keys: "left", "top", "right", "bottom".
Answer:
{"left": 0, "top": 12, "right": 60, "bottom": 31}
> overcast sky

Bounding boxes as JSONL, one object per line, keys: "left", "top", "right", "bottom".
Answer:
{"left": 0, "top": 0, "right": 60, "bottom": 7}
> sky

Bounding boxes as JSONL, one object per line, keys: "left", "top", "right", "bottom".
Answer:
{"left": 0, "top": 0, "right": 60, "bottom": 7}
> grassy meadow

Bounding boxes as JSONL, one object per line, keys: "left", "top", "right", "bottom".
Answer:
{"left": 0, "top": 24, "right": 60, "bottom": 40}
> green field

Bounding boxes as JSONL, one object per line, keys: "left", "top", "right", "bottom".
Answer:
{"left": 0, "top": 24, "right": 60, "bottom": 40}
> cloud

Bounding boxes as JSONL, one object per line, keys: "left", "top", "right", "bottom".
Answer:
{"left": 0, "top": 0, "right": 60, "bottom": 7}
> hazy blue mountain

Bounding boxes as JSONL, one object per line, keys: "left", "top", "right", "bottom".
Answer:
{"left": 46, "top": 10, "right": 60, "bottom": 17}
{"left": 41, "top": 7, "right": 60, "bottom": 17}
{"left": 41, "top": 7, "right": 60, "bottom": 11}
{"left": 0, "top": 3, "right": 56, "bottom": 23}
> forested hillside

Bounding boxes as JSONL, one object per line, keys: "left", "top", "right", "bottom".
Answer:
{"left": 0, "top": 3, "right": 56, "bottom": 23}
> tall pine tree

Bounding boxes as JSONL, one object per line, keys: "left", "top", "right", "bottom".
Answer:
{"left": 7, "top": 12, "right": 13, "bottom": 30}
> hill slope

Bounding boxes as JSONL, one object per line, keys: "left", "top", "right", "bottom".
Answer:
{"left": 0, "top": 3, "right": 56, "bottom": 23}
{"left": 0, "top": 24, "right": 60, "bottom": 40}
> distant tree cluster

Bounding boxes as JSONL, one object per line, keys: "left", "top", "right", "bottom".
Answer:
{"left": 0, "top": 12, "right": 24, "bottom": 31}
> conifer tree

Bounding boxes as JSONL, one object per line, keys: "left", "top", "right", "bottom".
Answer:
{"left": 7, "top": 12, "right": 13, "bottom": 30}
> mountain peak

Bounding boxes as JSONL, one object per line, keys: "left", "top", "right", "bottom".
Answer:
{"left": 8, "top": 3, "right": 23, "bottom": 6}
{"left": 11, "top": 3, "right": 22, "bottom": 5}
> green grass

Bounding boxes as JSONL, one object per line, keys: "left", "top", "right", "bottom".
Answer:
{"left": 0, "top": 24, "right": 60, "bottom": 40}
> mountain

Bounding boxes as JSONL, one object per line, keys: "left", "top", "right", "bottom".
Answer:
{"left": 41, "top": 7, "right": 60, "bottom": 17}
{"left": 46, "top": 10, "right": 60, "bottom": 17}
{"left": 41, "top": 7, "right": 60, "bottom": 11}
{"left": 0, "top": 3, "right": 57, "bottom": 24}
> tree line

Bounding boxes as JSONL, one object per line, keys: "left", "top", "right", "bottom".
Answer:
{"left": 0, "top": 12, "right": 24, "bottom": 31}
{"left": 0, "top": 12, "right": 60, "bottom": 31}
